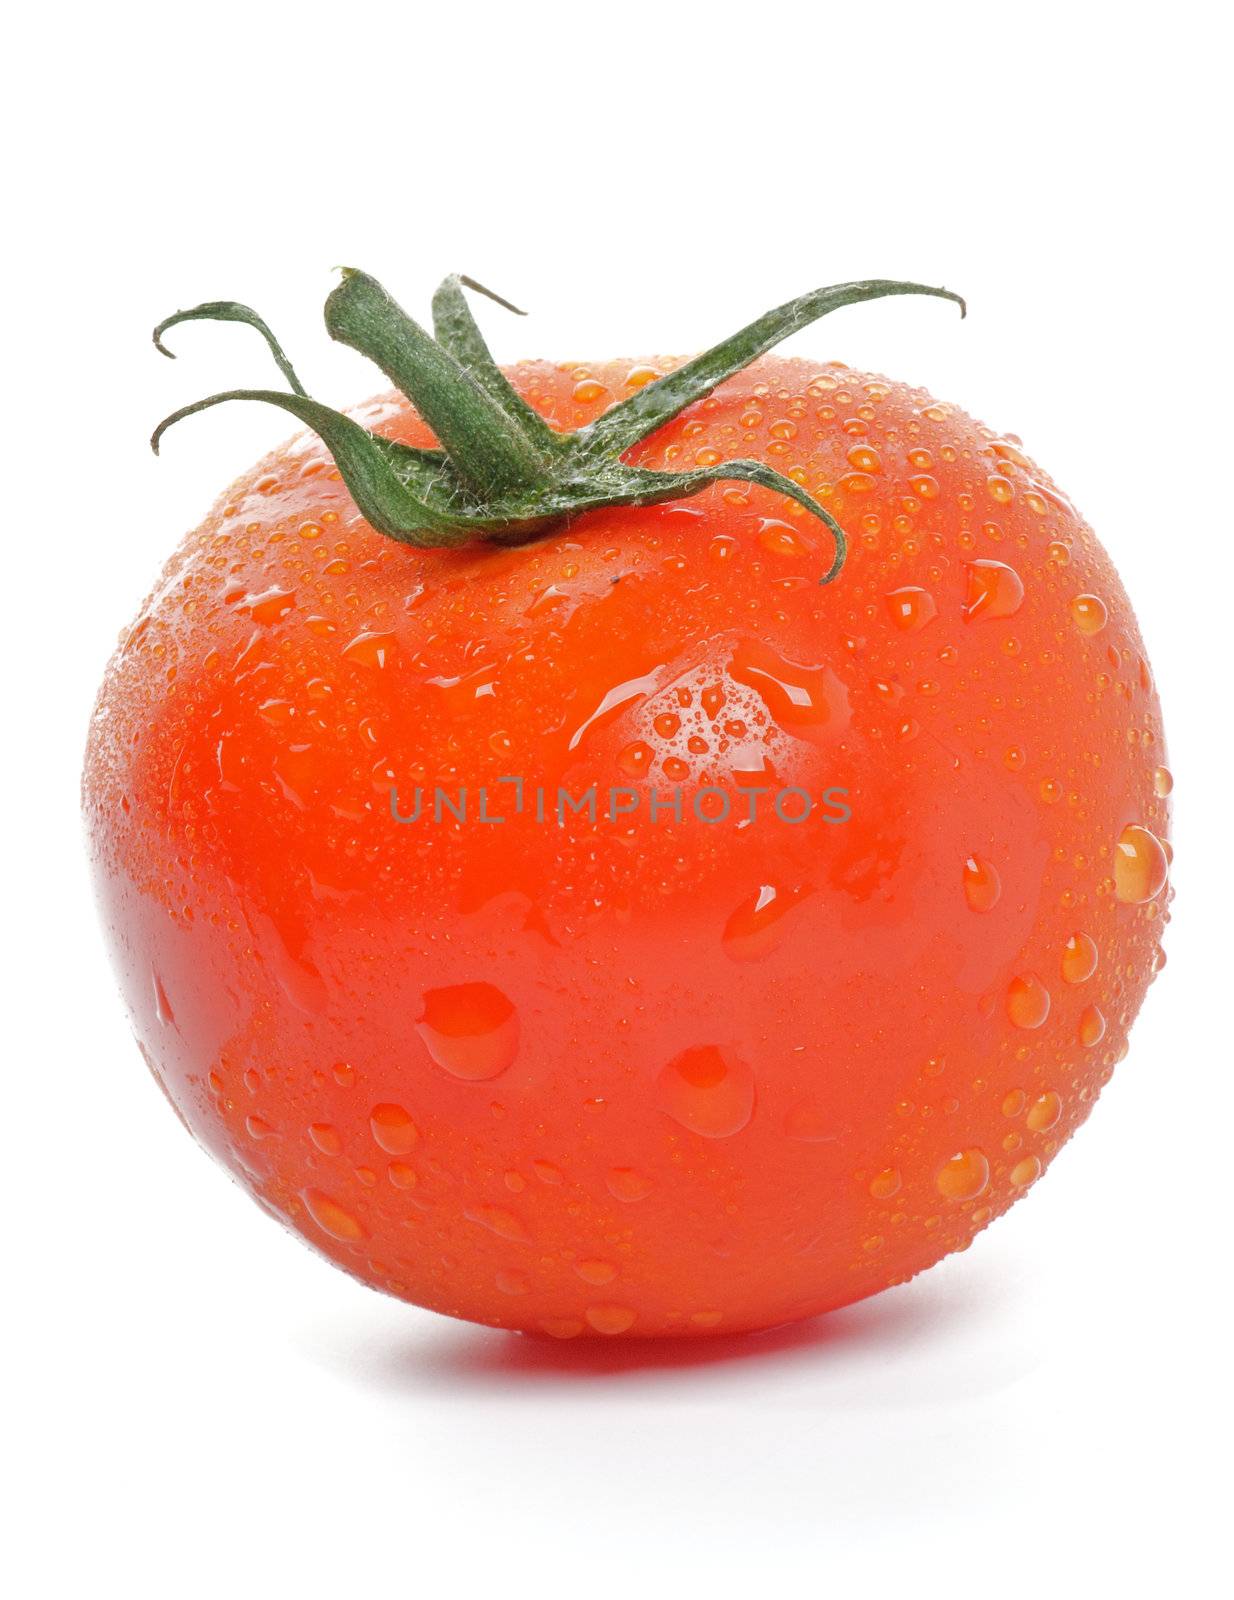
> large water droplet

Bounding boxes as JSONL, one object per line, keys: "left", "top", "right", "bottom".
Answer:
{"left": 301, "top": 1189, "right": 364, "bottom": 1241}
{"left": 722, "top": 882, "right": 810, "bottom": 962}
{"left": 963, "top": 559, "right": 1024, "bottom": 621}
{"left": 538, "top": 1317, "right": 585, "bottom": 1339}
{"left": 1026, "top": 1091, "right": 1063, "bottom": 1132}
{"left": 370, "top": 1103, "right": 419, "bottom": 1154}
{"left": 584, "top": 1304, "right": 636, "bottom": 1334}
{"left": 575, "top": 1259, "right": 617, "bottom": 1285}
{"left": 729, "top": 640, "right": 849, "bottom": 741}
{"left": 1070, "top": 594, "right": 1108, "bottom": 635}
{"left": 935, "top": 1149, "right": 990, "bottom": 1201}
{"left": 341, "top": 629, "right": 397, "bottom": 669}
{"left": 1061, "top": 932, "right": 1099, "bottom": 983}
{"left": 240, "top": 585, "right": 296, "bottom": 624}
{"left": 463, "top": 1205, "right": 529, "bottom": 1242}
{"left": 1113, "top": 824, "right": 1169, "bottom": 903}
{"left": 417, "top": 983, "right": 519, "bottom": 1080}
{"left": 962, "top": 855, "right": 1002, "bottom": 912}
{"left": 1007, "top": 973, "right": 1051, "bottom": 1029}
{"left": 656, "top": 1045, "right": 755, "bottom": 1137}
{"left": 884, "top": 585, "right": 937, "bottom": 633}
{"left": 569, "top": 670, "right": 662, "bottom": 753}
{"left": 606, "top": 1168, "right": 653, "bottom": 1202}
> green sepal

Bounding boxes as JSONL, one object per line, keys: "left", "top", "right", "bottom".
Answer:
{"left": 152, "top": 269, "right": 964, "bottom": 583}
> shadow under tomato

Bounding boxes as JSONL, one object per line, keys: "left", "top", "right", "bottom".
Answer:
{"left": 317, "top": 1260, "right": 1010, "bottom": 1394}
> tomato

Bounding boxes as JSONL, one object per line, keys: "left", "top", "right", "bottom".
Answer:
{"left": 83, "top": 273, "right": 1171, "bottom": 1337}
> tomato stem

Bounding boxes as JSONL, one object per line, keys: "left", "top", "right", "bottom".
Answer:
{"left": 151, "top": 270, "right": 964, "bottom": 582}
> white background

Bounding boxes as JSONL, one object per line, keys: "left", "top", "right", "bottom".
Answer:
{"left": 5, "top": 3, "right": 1230, "bottom": 1593}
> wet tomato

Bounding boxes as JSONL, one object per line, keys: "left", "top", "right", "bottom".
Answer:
{"left": 83, "top": 275, "right": 1171, "bottom": 1336}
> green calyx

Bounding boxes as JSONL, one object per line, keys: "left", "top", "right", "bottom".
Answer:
{"left": 152, "top": 270, "right": 964, "bottom": 584}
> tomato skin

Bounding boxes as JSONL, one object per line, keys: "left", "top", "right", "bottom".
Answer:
{"left": 84, "top": 354, "right": 1171, "bottom": 1337}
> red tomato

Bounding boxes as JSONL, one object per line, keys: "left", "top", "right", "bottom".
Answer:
{"left": 83, "top": 277, "right": 1171, "bottom": 1337}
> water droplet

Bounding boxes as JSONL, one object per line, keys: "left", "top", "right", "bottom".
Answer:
{"left": 759, "top": 519, "right": 812, "bottom": 558}
{"left": 309, "top": 1123, "right": 342, "bottom": 1154}
{"left": 869, "top": 1167, "right": 902, "bottom": 1199}
{"left": 690, "top": 1309, "right": 723, "bottom": 1328}
{"left": 606, "top": 1168, "right": 653, "bottom": 1202}
{"left": 962, "top": 855, "right": 1002, "bottom": 912}
{"left": 584, "top": 1304, "right": 636, "bottom": 1335}
{"left": 729, "top": 640, "right": 850, "bottom": 740}
{"left": 370, "top": 1103, "right": 418, "bottom": 1154}
{"left": 575, "top": 1260, "right": 617, "bottom": 1285}
{"left": 341, "top": 629, "right": 397, "bottom": 669}
{"left": 387, "top": 1162, "right": 417, "bottom": 1188}
{"left": 1001, "top": 1089, "right": 1027, "bottom": 1118}
{"left": 656, "top": 1045, "right": 755, "bottom": 1138}
{"left": 1078, "top": 1005, "right": 1106, "bottom": 1048}
{"left": 1006, "top": 973, "right": 1051, "bottom": 1029}
{"left": 1113, "top": 824, "right": 1169, "bottom": 903}
{"left": 1071, "top": 594, "right": 1108, "bottom": 635}
{"left": 495, "top": 1268, "right": 530, "bottom": 1295}
{"left": 569, "top": 670, "right": 661, "bottom": 753}
{"left": 1061, "top": 932, "right": 1099, "bottom": 983}
{"left": 241, "top": 586, "right": 296, "bottom": 624}
{"left": 301, "top": 1189, "right": 364, "bottom": 1242}
{"left": 1153, "top": 766, "right": 1174, "bottom": 797}
{"left": 573, "top": 379, "right": 608, "bottom": 404}
{"left": 245, "top": 1114, "right": 274, "bottom": 1140}
{"left": 1026, "top": 1090, "right": 1063, "bottom": 1132}
{"left": 463, "top": 1205, "right": 529, "bottom": 1242}
{"left": 936, "top": 1149, "right": 990, "bottom": 1201}
{"left": 617, "top": 740, "right": 653, "bottom": 778}
{"left": 722, "top": 883, "right": 808, "bottom": 962}
{"left": 257, "top": 697, "right": 295, "bottom": 726}
{"left": 538, "top": 1317, "right": 585, "bottom": 1339}
{"left": 1009, "top": 1155, "right": 1042, "bottom": 1188}
{"left": 152, "top": 970, "right": 175, "bottom": 1027}
{"left": 885, "top": 585, "right": 937, "bottom": 632}
{"left": 417, "top": 983, "right": 519, "bottom": 1079}
{"left": 963, "top": 559, "right": 1024, "bottom": 621}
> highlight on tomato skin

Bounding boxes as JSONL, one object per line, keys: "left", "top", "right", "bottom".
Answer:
{"left": 83, "top": 280, "right": 1172, "bottom": 1339}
